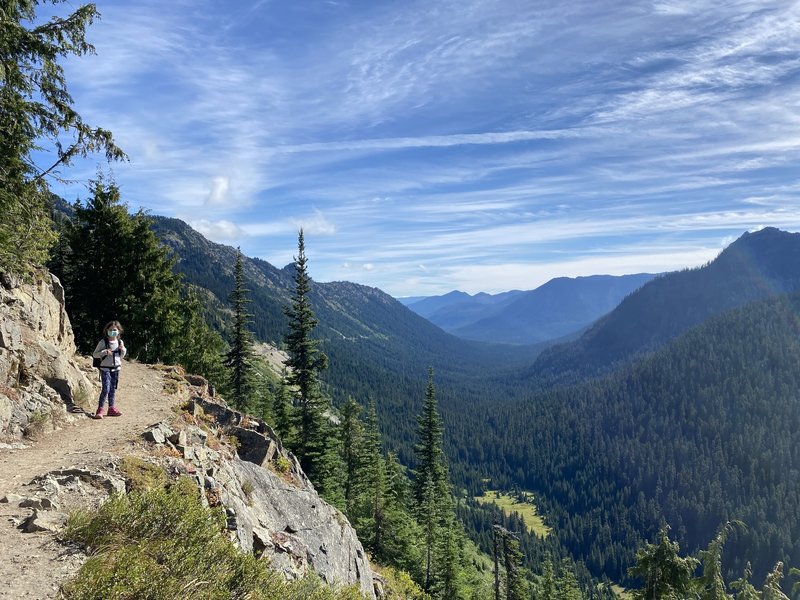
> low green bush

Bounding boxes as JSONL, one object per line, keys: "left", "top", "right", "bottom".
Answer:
{"left": 62, "top": 479, "right": 364, "bottom": 599}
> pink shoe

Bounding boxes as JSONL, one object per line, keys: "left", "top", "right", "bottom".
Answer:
{"left": 107, "top": 407, "right": 122, "bottom": 417}
{"left": 93, "top": 408, "right": 104, "bottom": 419}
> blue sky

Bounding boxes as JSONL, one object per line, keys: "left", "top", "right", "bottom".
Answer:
{"left": 47, "top": 0, "right": 800, "bottom": 296}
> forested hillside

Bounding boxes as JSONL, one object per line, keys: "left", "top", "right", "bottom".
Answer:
{"left": 149, "top": 216, "right": 544, "bottom": 463}
{"left": 453, "top": 291, "right": 800, "bottom": 585}
{"left": 532, "top": 228, "right": 800, "bottom": 383}
{"left": 150, "top": 215, "right": 800, "bottom": 590}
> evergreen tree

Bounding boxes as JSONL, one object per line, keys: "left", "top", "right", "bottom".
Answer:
{"left": 251, "top": 365, "right": 275, "bottom": 425}
{"left": 731, "top": 563, "right": 760, "bottom": 600}
{"left": 501, "top": 530, "right": 527, "bottom": 600}
{"left": 412, "top": 367, "right": 464, "bottom": 597}
{"left": 175, "top": 287, "right": 227, "bottom": 384}
{"left": 55, "top": 179, "right": 225, "bottom": 380}
{"left": 1, "top": 0, "right": 125, "bottom": 274}
{"left": 360, "top": 401, "right": 386, "bottom": 553}
{"left": 556, "top": 560, "right": 582, "bottom": 600}
{"left": 414, "top": 368, "right": 447, "bottom": 591}
{"left": 340, "top": 397, "right": 365, "bottom": 517}
{"left": 283, "top": 229, "right": 330, "bottom": 486}
{"left": 629, "top": 526, "right": 699, "bottom": 600}
{"left": 224, "top": 248, "right": 255, "bottom": 410}
{"left": 435, "top": 519, "right": 466, "bottom": 600}
{"left": 539, "top": 559, "right": 558, "bottom": 600}
{"left": 272, "top": 371, "right": 296, "bottom": 443}
{"left": 56, "top": 178, "right": 133, "bottom": 351}
{"left": 378, "top": 453, "right": 424, "bottom": 576}
{"left": 413, "top": 368, "right": 448, "bottom": 506}
{"left": 697, "top": 521, "right": 742, "bottom": 600}
{"left": 760, "top": 563, "right": 790, "bottom": 600}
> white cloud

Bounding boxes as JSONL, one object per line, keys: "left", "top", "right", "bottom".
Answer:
{"left": 189, "top": 219, "right": 246, "bottom": 242}
{"left": 276, "top": 128, "right": 598, "bottom": 154}
{"left": 291, "top": 209, "right": 337, "bottom": 235}
{"left": 49, "top": 0, "right": 800, "bottom": 297}
{"left": 206, "top": 176, "right": 231, "bottom": 206}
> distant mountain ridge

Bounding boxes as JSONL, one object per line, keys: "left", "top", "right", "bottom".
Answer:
{"left": 405, "top": 274, "right": 655, "bottom": 344}
{"left": 532, "top": 227, "right": 800, "bottom": 382}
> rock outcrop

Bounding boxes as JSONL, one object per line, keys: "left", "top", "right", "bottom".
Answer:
{"left": 142, "top": 393, "right": 377, "bottom": 599}
{"left": 0, "top": 269, "right": 96, "bottom": 440}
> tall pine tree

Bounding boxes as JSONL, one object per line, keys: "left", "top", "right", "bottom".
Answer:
{"left": 340, "top": 397, "right": 365, "bottom": 517}
{"left": 224, "top": 248, "right": 255, "bottom": 410}
{"left": 283, "top": 230, "right": 339, "bottom": 499}
{"left": 412, "top": 367, "right": 464, "bottom": 597}
{"left": 272, "top": 371, "right": 296, "bottom": 443}
{"left": 502, "top": 529, "right": 527, "bottom": 600}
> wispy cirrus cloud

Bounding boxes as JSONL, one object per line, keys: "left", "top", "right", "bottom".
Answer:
{"left": 48, "top": 0, "right": 800, "bottom": 295}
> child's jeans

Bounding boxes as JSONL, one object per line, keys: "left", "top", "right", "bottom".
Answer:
{"left": 98, "top": 369, "right": 120, "bottom": 408}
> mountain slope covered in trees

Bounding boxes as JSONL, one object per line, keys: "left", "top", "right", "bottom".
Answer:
{"left": 149, "top": 216, "right": 544, "bottom": 462}
{"left": 531, "top": 227, "right": 800, "bottom": 384}
{"left": 150, "top": 215, "right": 800, "bottom": 593}
{"left": 455, "top": 290, "right": 800, "bottom": 586}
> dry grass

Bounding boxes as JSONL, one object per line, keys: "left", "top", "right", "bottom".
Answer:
{"left": 23, "top": 409, "right": 51, "bottom": 439}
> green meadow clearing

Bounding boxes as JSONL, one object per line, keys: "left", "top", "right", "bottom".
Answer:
{"left": 473, "top": 490, "right": 552, "bottom": 538}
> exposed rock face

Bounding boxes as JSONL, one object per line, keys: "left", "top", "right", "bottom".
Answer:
{"left": 0, "top": 269, "right": 96, "bottom": 440}
{"left": 143, "top": 395, "right": 377, "bottom": 599}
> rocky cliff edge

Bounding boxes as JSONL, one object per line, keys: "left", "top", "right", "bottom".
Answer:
{"left": 0, "top": 270, "right": 96, "bottom": 441}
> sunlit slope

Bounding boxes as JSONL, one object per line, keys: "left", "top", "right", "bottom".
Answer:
{"left": 532, "top": 227, "right": 800, "bottom": 383}
{"left": 463, "top": 290, "right": 800, "bottom": 584}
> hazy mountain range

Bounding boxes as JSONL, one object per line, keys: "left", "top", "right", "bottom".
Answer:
{"left": 401, "top": 273, "right": 655, "bottom": 344}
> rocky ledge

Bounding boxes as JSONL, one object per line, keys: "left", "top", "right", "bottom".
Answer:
{"left": 0, "top": 270, "right": 95, "bottom": 441}
{"left": 141, "top": 392, "right": 378, "bottom": 599}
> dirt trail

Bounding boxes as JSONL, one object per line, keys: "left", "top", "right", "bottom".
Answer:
{"left": 0, "top": 361, "right": 177, "bottom": 599}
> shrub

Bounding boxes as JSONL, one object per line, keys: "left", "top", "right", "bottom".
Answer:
{"left": 61, "top": 479, "right": 365, "bottom": 599}
{"left": 119, "top": 456, "right": 169, "bottom": 493}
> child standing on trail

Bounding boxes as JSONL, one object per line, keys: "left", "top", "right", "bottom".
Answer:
{"left": 92, "top": 321, "right": 127, "bottom": 419}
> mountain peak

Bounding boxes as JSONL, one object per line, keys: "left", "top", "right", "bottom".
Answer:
{"left": 729, "top": 226, "right": 797, "bottom": 246}
{"left": 533, "top": 227, "right": 800, "bottom": 382}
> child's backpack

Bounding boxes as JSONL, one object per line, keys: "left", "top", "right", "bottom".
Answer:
{"left": 92, "top": 340, "right": 107, "bottom": 369}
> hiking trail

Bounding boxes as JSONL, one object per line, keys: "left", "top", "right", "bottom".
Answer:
{"left": 0, "top": 361, "right": 175, "bottom": 599}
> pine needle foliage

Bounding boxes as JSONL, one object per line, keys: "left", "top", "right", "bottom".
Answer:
{"left": 629, "top": 523, "right": 799, "bottom": 600}
{"left": 629, "top": 526, "right": 699, "bottom": 600}
{"left": 224, "top": 248, "right": 256, "bottom": 410}
{"left": 412, "top": 368, "right": 468, "bottom": 598}
{"left": 283, "top": 229, "right": 332, "bottom": 488}
{"left": 0, "top": 0, "right": 125, "bottom": 274}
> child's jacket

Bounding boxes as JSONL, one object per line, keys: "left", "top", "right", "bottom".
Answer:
{"left": 92, "top": 338, "right": 127, "bottom": 370}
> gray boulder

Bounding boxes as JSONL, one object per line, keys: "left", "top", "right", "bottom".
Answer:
{"left": 181, "top": 396, "right": 376, "bottom": 598}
